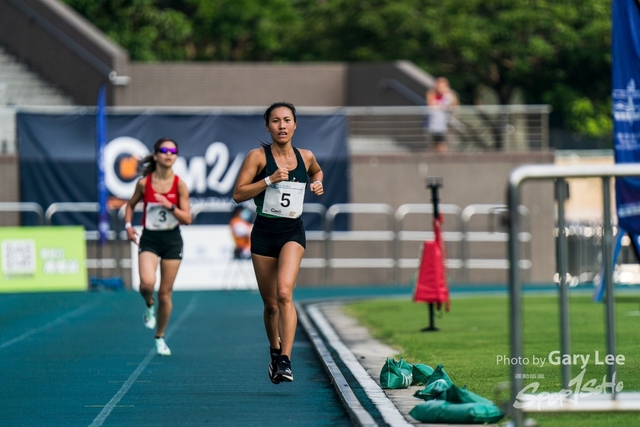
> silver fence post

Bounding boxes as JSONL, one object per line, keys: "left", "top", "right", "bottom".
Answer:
{"left": 555, "top": 179, "right": 571, "bottom": 389}
{"left": 325, "top": 210, "right": 334, "bottom": 285}
{"left": 461, "top": 209, "right": 469, "bottom": 285}
{"left": 507, "top": 178, "right": 524, "bottom": 427}
{"left": 602, "top": 177, "right": 617, "bottom": 393}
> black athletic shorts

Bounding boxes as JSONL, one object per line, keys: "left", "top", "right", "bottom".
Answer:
{"left": 251, "top": 215, "right": 306, "bottom": 258}
{"left": 139, "top": 227, "right": 183, "bottom": 260}
{"left": 431, "top": 132, "right": 446, "bottom": 143}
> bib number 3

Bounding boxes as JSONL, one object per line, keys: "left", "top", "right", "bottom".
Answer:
{"left": 146, "top": 203, "right": 179, "bottom": 230}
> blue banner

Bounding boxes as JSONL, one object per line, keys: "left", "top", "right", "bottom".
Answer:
{"left": 17, "top": 110, "right": 349, "bottom": 230}
{"left": 596, "top": 0, "right": 640, "bottom": 301}
{"left": 613, "top": 0, "right": 640, "bottom": 235}
{"left": 96, "top": 84, "right": 109, "bottom": 245}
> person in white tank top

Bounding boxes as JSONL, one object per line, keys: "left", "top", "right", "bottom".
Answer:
{"left": 426, "top": 77, "right": 458, "bottom": 153}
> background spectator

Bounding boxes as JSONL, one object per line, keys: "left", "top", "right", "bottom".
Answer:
{"left": 426, "top": 77, "right": 458, "bottom": 153}
{"left": 229, "top": 205, "right": 253, "bottom": 260}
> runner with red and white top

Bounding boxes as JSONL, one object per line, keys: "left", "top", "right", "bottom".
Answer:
{"left": 123, "top": 137, "right": 191, "bottom": 356}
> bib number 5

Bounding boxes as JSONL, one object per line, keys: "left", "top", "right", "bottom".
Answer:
{"left": 262, "top": 182, "right": 306, "bottom": 218}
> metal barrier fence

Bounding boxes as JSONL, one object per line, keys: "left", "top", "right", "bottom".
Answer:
{"left": 0, "top": 202, "right": 44, "bottom": 225}
{"left": 461, "top": 204, "right": 532, "bottom": 284}
{"left": 555, "top": 221, "right": 639, "bottom": 286}
{"left": 507, "top": 164, "right": 640, "bottom": 426}
{"left": 558, "top": 221, "right": 603, "bottom": 286}
{"left": 324, "top": 203, "right": 396, "bottom": 284}
{"left": 395, "top": 203, "right": 464, "bottom": 283}
{"left": 2, "top": 201, "right": 534, "bottom": 285}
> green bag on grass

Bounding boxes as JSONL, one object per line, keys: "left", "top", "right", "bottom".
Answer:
{"left": 413, "top": 378, "right": 449, "bottom": 400}
{"left": 446, "top": 383, "right": 496, "bottom": 406}
{"left": 409, "top": 400, "right": 505, "bottom": 424}
{"left": 425, "top": 363, "right": 453, "bottom": 388}
{"left": 411, "top": 363, "right": 435, "bottom": 386}
{"left": 380, "top": 358, "right": 413, "bottom": 389}
{"left": 413, "top": 363, "right": 452, "bottom": 400}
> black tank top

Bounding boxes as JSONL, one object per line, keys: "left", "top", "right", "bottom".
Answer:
{"left": 253, "top": 145, "right": 308, "bottom": 219}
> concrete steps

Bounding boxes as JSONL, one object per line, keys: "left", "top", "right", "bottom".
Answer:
{"left": 0, "top": 46, "right": 74, "bottom": 107}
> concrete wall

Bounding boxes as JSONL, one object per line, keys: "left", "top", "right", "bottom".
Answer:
{"left": 0, "top": 155, "right": 20, "bottom": 225}
{"left": 120, "top": 60, "right": 435, "bottom": 108}
{"left": 0, "top": 0, "right": 128, "bottom": 105}
{"left": 348, "top": 61, "right": 433, "bottom": 106}
{"left": 123, "top": 63, "right": 348, "bottom": 107}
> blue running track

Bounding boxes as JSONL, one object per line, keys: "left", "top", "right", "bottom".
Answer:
{"left": 0, "top": 289, "right": 395, "bottom": 427}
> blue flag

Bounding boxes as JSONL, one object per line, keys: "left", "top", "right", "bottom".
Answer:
{"left": 613, "top": 0, "right": 640, "bottom": 235}
{"left": 97, "top": 84, "right": 109, "bottom": 246}
{"left": 595, "top": 0, "right": 640, "bottom": 301}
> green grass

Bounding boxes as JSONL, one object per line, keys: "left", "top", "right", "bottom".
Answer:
{"left": 345, "top": 292, "right": 640, "bottom": 427}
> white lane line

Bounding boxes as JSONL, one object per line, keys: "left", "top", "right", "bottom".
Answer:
{"left": 307, "top": 304, "right": 414, "bottom": 427}
{"left": 88, "top": 296, "right": 197, "bottom": 427}
{"left": 0, "top": 297, "right": 105, "bottom": 350}
{"left": 296, "top": 302, "right": 377, "bottom": 427}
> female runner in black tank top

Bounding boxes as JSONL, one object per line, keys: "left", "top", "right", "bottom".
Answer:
{"left": 232, "top": 102, "right": 324, "bottom": 384}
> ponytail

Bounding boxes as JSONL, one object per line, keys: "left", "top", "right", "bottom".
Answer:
{"left": 139, "top": 154, "right": 156, "bottom": 177}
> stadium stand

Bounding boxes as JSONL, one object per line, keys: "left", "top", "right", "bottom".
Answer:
{"left": 0, "top": 46, "right": 73, "bottom": 107}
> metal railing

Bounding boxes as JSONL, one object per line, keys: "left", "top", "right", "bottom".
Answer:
{"left": 45, "top": 202, "right": 120, "bottom": 271}
{"left": 299, "top": 203, "right": 328, "bottom": 269}
{"left": 324, "top": 203, "right": 396, "bottom": 284}
{"left": 394, "top": 203, "right": 464, "bottom": 283}
{"left": 507, "top": 164, "right": 640, "bottom": 426}
{"left": 5, "top": 201, "right": 537, "bottom": 285}
{"left": 347, "top": 104, "right": 551, "bottom": 152}
{"left": 0, "top": 202, "right": 44, "bottom": 225}
{"left": 556, "top": 220, "right": 604, "bottom": 286}
{"left": 190, "top": 202, "right": 235, "bottom": 220}
{"left": 2, "top": 104, "right": 549, "bottom": 154}
{"left": 461, "top": 204, "right": 532, "bottom": 283}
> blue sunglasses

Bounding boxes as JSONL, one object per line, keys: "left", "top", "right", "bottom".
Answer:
{"left": 157, "top": 147, "right": 178, "bottom": 155}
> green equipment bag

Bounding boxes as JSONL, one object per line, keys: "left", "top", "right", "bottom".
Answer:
{"left": 412, "top": 363, "right": 451, "bottom": 400}
{"left": 380, "top": 358, "right": 413, "bottom": 389}
{"left": 413, "top": 378, "right": 449, "bottom": 400}
{"left": 409, "top": 400, "right": 505, "bottom": 424}
{"left": 411, "top": 363, "right": 435, "bottom": 386}
{"left": 426, "top": 363, "right": 453, "bottom": 387}
{"left": 446, "top": 383, "right": 496, "bottom": 406}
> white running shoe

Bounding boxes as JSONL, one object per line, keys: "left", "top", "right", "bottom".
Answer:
{"left": 155, "top": 337, "right": 171, "bottom": 356}
{"left": 143, "top": 305, "right": 156, "bottom": 329}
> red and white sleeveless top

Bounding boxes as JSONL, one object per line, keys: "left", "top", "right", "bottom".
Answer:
{"left": 142, "top": 175, "right": 180, "bottom": 230}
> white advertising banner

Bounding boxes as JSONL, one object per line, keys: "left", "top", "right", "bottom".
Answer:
{"left": 130, "top": 225, "right": 257, "bottom": 291}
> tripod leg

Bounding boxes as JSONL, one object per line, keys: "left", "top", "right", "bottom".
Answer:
{"left": 420, "top": 303, "right": 439, "bottom": 332}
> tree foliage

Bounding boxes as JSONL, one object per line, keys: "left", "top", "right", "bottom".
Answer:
{"left": 63, "top": 0, "right": 612, "bottom": 138}
{"left": 185, "top": 0, "right": 302, "bottom": 61}
{"left": 416, "top": 1, "right": 612, "bottom": 138}
{"left": 63, "top": 0, "right": 192, "bottom": 60}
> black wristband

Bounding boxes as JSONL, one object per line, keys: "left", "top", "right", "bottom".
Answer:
{"left": 170, "top": 204, "right": 176, "bottom": 212}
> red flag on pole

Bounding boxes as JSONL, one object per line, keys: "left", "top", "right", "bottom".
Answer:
{"left": 413, "top": 214, "right": 450, "bottom": 311}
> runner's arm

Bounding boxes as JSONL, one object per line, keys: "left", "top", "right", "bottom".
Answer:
{"left": 233, "top": 149, "right": 270, "bottom": 203}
